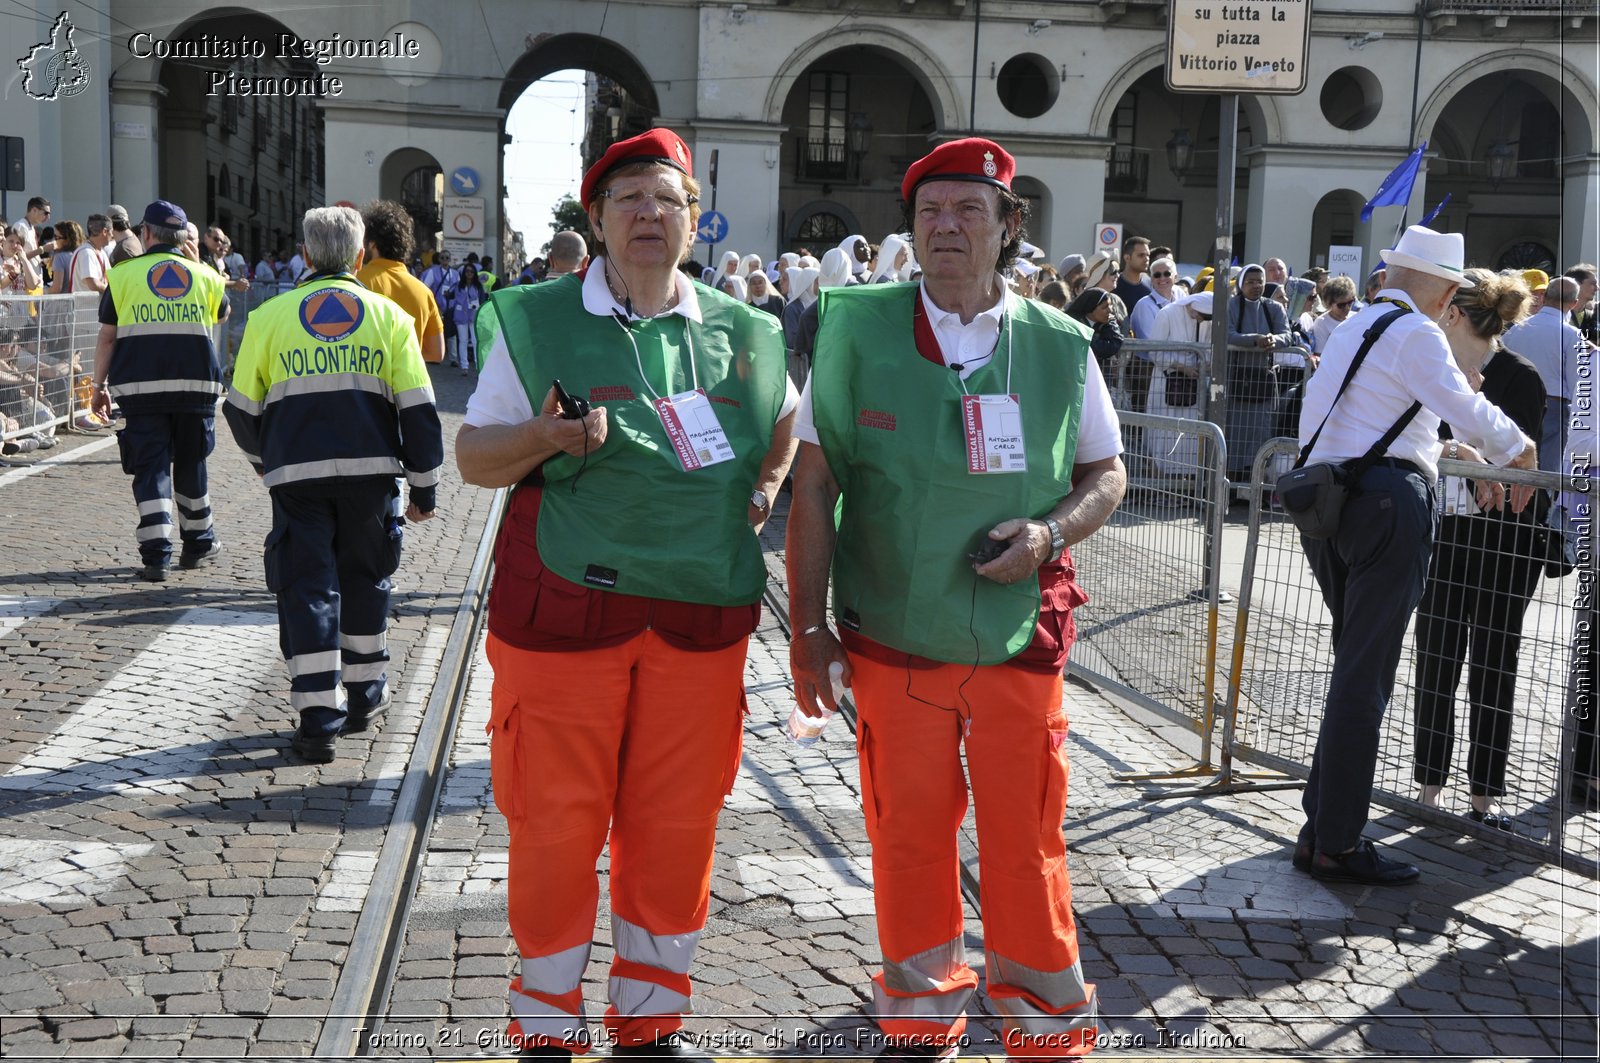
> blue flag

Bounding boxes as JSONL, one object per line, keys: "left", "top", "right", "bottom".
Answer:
{"left": 1361, "top": 142, "right": 1427, "bottom": 223}
{"left": 1419, "top": 192, "right": 1452, "bottom": 227}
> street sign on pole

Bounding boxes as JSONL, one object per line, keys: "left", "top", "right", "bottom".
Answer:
{"left": 443, "top": 196, "right": 484, "bottom": 242}
{"left": 1165, "top": 0, "right": 1312, "bottom": 96}
{"left": 697, "top": 211, "right": 731, "bottom": 246}
{"left": 1094, "top": 223, "right": 1123, "bottom": 258}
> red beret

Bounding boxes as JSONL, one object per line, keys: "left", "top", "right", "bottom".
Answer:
{"left": 901, "top": 137, "right": 1015, "bottom": 203}
{"left": 580, "top": 129, "right": 693, "bottom": 209}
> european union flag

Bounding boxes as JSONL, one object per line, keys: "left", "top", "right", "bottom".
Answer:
{"left": 1361, "top": 142, "right": 1427, "bottom": 223}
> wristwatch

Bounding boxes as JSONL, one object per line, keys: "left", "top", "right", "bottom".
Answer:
{"left": 1041, "top": 516, "right": 1065, "bottom": 562}
{"left": 749, "top": 490, "right": 769, "bottom": 512}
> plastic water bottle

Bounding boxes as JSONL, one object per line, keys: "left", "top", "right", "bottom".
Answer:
{"left": 787, "top": 662, "right": 847, "bottom": 747}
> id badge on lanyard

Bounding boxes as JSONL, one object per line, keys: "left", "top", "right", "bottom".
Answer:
{"left": 962, "top": 394, "right": 1027, "bottom": 473}
{"left": 655, "top": 388, "right": 735, "bottom": 471}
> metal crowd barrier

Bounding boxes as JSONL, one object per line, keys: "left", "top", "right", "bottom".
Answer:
{"left": 1224, "top": 438, "right": 1598, "bottom": 874}
{"left": 1067, "top": 410, "right": 1229, "bottom": 770}
{"left": 0, "top": 291, "right": 103, "bottom": 448}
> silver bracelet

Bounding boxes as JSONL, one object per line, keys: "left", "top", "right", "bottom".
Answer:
{"left": 794, "top": 623, "right": 829, "bottom": 639}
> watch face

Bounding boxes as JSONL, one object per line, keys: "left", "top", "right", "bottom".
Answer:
{"left": 750, "top": 491, "right": 768, "bottom": 509}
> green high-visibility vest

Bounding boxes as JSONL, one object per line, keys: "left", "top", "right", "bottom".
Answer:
{"left": 811, "top": 283, "right": 1088, "bottom": 664}
{"left": 491, "top": 272, "right": 788, "bottom": 605}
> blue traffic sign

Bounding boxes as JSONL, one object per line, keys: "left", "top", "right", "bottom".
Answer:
{"left": 696, "top": 211, "right": 730, "bottom": 245}
{"left": 449, "top": 167, "right": 481, "bottom": 196}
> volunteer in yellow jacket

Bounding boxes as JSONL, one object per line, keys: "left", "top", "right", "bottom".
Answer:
{"left": 787, "top": 138, "right": 1126, "bottom": 1061}
{"left": 456, "top": 128, "right": 797, "bottom": 1060}
{"left": 92, "top": 199, "right": 227, "bottom": 582}
{"left": 225, "top": 206, "right": 444, "bottom": 764}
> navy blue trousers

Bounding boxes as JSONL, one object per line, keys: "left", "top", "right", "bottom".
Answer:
{"left": 118, "top": 412, "right": 215, "bottom": 565}
{"left": 265, "top": 480, "right": 403, "bottom": 737}
{"left": 1300, "top": 463, "right": 1437, "bottom": 854}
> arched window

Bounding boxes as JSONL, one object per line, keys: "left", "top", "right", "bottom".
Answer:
{"left": 797, "top": 211, "right": 848, "bottom": 245}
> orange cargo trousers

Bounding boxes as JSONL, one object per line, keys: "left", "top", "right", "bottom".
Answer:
{"left": 850, "top": 652, "right": 1099, "bottom": 1059}
{"left": 486, "top": 631, "right": 747, "bottom": 1052}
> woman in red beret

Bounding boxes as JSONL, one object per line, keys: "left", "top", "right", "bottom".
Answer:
{"left": 456, "top": 128, "right": 799, "bottom": 1059}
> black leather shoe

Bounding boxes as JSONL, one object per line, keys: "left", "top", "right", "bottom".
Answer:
{"left": 342, "top": 692, "right": 391, "bottom": 735}
{"left": 1468, "top": 805, "right": 1513, "bottom": 831}
{"left": 612, "top": 1033, "right": 711, "bottom": 1060}
{"left": 1310, "top": 840, "right": 1420, "bottom": 885}
{"left": 290, "top": 726, "right": 337, "bottom": 764}
{"left": 1292, "top": 826, "right": 1315, "bottom": 873}
{"left": 179, "top": 542, "right": 222, "bottom": 569}
{"left": 138, "top": 562, "right": 168, "bottom": 582}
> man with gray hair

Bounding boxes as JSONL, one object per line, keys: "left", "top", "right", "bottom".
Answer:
{"left": 225, "top": 206, "right": 444, "bottom": 764}
{"left": 544, "top": 230, "right": 588, "bottom": 277}
{"left": 90, "top": 200, "right": 227, "bottom": 582}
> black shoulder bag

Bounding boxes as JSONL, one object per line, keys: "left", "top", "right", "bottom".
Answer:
{"left": 1278, "top": 308, "right": 1416, "bottom": 539}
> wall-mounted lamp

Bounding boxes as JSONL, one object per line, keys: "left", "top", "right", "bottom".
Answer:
{"left": 1164, "top": 128, "right": 1194, "bottom": 178}
{"left": 1026, "top": 18, "right": 1051, "bottom": 34}
{"left": 729, "top": 3, "right": 748, "bottom": 20}
{"left": 1485, "top": 139, "right": 1515, "bottom": 187}
{"left": 1346, "top": 31, "right": 1382, "bottom": 49}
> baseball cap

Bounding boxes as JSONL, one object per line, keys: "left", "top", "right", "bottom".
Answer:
{"left": 141, "top": 200, "right": 187, "bottom": 229}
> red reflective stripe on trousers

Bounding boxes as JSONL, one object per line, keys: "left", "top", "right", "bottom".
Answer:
{"left": 609, "top": 957, "right": 693, "bottom": 998}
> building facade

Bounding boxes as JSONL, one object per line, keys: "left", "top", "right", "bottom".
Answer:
{"left": 3, "top": 0, "right": 1595, "bottom": 274}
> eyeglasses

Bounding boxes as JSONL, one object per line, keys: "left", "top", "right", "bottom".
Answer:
{"left": 1151, "top": 271, "right": 1173, "bottom": 279}
{"left": 1334, "top": 300, "right": 1355, "bottom": 310}
{"left": 600, "top": 188, "right": 699, "bottom": 215}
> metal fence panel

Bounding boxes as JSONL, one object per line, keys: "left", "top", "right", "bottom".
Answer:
{"left": 1068, "top": 410, "right": 1228, "bottom": 761}
{"left": 1224, "top": 438, "right": 1597, "bottom": 873}
{"left": 0, "top": 292, "right": 103, "bottom": 447}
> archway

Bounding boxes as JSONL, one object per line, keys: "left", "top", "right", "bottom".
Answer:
{"left": 1308, "top": 190, "right": 1373, "bottom": 277}
{"left": 776, "top": 45, "right": 937, "bottom": 249}
{"left": 380, "top": 148, "right": 444, "bottom": 257}
{"left": 1010, "top": 176, "right": 1050, "bottom": 263}
{"left": 1422, "top": 65, "right": 1594, "bottom": 268}
{"left": 152, "top": 9, "right": 325, "bottom": 264}
{"left": 1099, "top": 67, "right": 1252, "bottom": 265}
{"left": 500, "top": 36, "right": 660, "bottom": 268}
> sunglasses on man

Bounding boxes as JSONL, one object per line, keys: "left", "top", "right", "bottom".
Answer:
{"left": 1151, "top": 270, "right": 1173, "bottom": 279}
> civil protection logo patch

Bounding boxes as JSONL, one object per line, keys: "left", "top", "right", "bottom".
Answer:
{"left": 299, "top": 289, "right": 364, "bottom": 342}
{"left": 147, "top": 260, "right": 193, "bottom": 300}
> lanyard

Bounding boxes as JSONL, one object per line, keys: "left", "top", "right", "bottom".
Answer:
{"left": 612, "top": 312, "right": 698, "bottom": 403}
{"left": 949, "top": 310, "right": 1015, "bottom": 398}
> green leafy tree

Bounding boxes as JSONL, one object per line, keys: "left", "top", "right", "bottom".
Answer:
{"left": 543, "top": 195, "right": 591, "bottom": 254}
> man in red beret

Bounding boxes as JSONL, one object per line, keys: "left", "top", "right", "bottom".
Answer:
{"left": 787, "top": 137, "right": 1125, "bottom": 1059}
{"left": 456, "top": 126, "right": 798, "bottom": 1060}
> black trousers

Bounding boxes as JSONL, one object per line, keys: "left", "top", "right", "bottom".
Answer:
{"left": 1412, "top": 513, "right": 1544, "bottom": 797}
{"left": 265, "top": 480, "right": 403, "bottom": 736}
{"left": 1300, "top": 463, "right": 1436, "bottom": 853}
{"left": 118, "top": 411, "right": 215, "bottom": 565}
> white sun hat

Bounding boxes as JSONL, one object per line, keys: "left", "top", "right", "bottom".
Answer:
{"left": 1380, "top": 225, "right": 1476, "bottom": 289}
